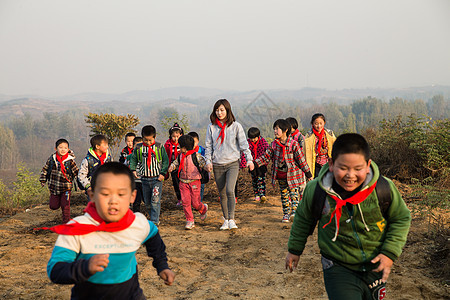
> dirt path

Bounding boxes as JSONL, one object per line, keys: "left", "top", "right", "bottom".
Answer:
{"left": 0, "top": 187, "right": 448, "bottom": 299}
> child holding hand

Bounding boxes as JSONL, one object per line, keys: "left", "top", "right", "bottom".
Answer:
{"left": 168, "top": 135, "right": 208, "bottom": 230}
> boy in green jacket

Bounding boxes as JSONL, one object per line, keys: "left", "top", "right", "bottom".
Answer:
{"left": 286, "top": 133, "right": 411, "bottom": 300}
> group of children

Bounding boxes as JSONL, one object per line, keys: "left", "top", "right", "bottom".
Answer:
{"left": 40, "top": 98, "right": 411, "bottom": 300}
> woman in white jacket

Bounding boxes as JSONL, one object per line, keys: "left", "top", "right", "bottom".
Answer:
{"left": 205, "top": 99, "right": 254, "bottom": 230}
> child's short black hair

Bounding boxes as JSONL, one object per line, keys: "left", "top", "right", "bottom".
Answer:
{"left": 187, "top": 131, "right": 199, "bottom": 140}
{"left": 311, "top": 113, "right": 326, "bottom": 124}
{"left": 178, "top": 135, "right": 194, "bottom": 151}
{"left": 125, "top": 132, "right": 136, "bottom": 140}
{"left": 133, "top": 136, "right": 143, "bottom": 144}
{"left": 169, "top": 123, "right": 183, "bottom": 136}
{"left": 55, "top": 138, "right": 69, "bottom": 148}
{"left": 247, "top": 127, "right": 260, "bottom": 139}
{"left": 141, "top": 125, "right": 156, "bottom": 138}
{"left": 286, "top": 117, "right": 298, "bottom": 130}
{"left": 331, "top": 133, "right": 370, "bottom": 162}
{"left": 91, "top": 162, "right": 136, "bottom": 192}
{"left": 273, "top": 119, "right": 291, "bottom": 136}
{"left": 90, "top": 134, "right": 108, "bottom": 149}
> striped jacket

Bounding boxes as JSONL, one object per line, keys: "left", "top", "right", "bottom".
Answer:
{"left": 129, "top": 142, "right": 169, "bottom": 178}
{"left": 78, "top": 148, "right": 112, "bottom": 190}
{"left": 40, "top": 151, "right": 79, "bottom": 195}
{"left": 254, "top": 137, "right": 312, "bottom": 189}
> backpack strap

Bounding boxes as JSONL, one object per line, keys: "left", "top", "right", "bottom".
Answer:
{"left": 309, "top": 182, "right": 327, "bottom": 235}
{"left": 375, "top": 176, "right": 392, "bottom": 218}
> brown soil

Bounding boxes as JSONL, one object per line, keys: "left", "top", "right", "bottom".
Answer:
{"left": 0, "top": 173, "right": 449, "bottom": 300}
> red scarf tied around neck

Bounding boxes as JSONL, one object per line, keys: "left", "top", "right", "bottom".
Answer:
{"left": 322, "top": 181, "right": 377, "bottom": 240}
{"left": 56, "top": 152, "right": 70, "bottom": 182}
{"left": 250, "top": 138, "right": 259, "bottom": 159}
{"left": 215, "top": 119, "right": 226, "bottom": 144}
{"left": 36, "top": 202, "right": 135, "bottom": 235}
{"left": 143, "top": 142, "right": 156, "bottom": 167}
{"left": 94, "top": 151, "right": 107, "bottom": 165}
{"left": 274, "top": 139, "right": 286, "bottom": 162}
{"left": 126, "top": 146, "right": 133, "bottom": 155}
{"left": 178, "top": 149, "right": 198, "bottom": 177}
{"left": 168, "top": 139, "right": 179, "bottom": 160}
{"left": 312, "top": 128, "right": 325, "bottom": 153}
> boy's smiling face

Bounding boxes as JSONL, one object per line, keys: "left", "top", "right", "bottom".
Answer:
{"left": 96, "top": 141, "right": 109, "bottom": 155}
{"left": 56, "top": 142, "right": 69, "bottom": 157}
{"left": 329, "top": 153, "right": 371, "bottom": 192}
{"left": 88, "top": 172, "right": 136, "bottom": 223}
{"left": 143, "top": 135, "right": 155, "bottom": 145}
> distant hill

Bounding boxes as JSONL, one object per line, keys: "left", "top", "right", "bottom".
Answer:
{"left": 0, "top": 85, "right": 448, "bottom": 121}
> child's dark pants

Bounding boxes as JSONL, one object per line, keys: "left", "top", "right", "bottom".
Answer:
{"left": 49, "top": 191, "right": 71, "bottom": 223}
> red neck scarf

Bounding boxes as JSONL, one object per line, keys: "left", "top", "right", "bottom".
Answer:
{"left": 55, "top": 152, "right": 70, "bottom": 182}
{"left": 292, "top": 129, "right": 300, "bottom": 137}
{"left": 274, "top": 139, "right": 286, "bottom": 162}
{"left": 36, "top": 202, "right": 135, "bottom": 235}
{"left": 94, "top": 150, "right": 107, "bottom": 165}
{"left": 168, "top": 139, "right": 179, "bottom": 160}
{"left": 215, "top": 119, "right": 226, "bottom": 144}
{"left": 143, "top": 142, "right": 156, "bottom": 167}
{"left": 250, "top": 138, "right": 259, "bottom": 159}
{"left": 178, "top": 149, "right": 198, "bottom": 177}
{"left": 322, "top": 181, "right": 377, "bottom": 240}
{"left": 193, "top": 145, "right": 199, "bottom": 153}
{"left": 126, "top": 146, "right": 133, "bottom": 155}
{"left": 312, "top": 128, "right": 325, "bottom": 153}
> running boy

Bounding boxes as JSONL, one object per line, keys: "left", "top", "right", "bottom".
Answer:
{"left": 254, "top": 119, "right": 312, "bottom": 222}
{"left": 129, "top": 125, "right": 169, "bottom": 225}
{"left": 164, "top": 123, "right": 183, "bottom": 206}
{"left": 119, "top": 132, "right": 136, "bottom": 164}
{"left": 286, "top": 133, "right": 411, "bottom": 300}
{"left": 46, "top": 162, "right": 175, "bottom": 299}
{"left": 40, "top": 139, "right": 79, "bottom": 223}
{"left": 188, "top": 131, "right": 207, "bottom": 202}
{"left": 168, "top": 135, "right": 208, "bottom": 230}
{"left": 286, "top": 117, "right": 305, "bottom": 150}
{"left": 78, "top": 134, "right": 112, "bottom": 195}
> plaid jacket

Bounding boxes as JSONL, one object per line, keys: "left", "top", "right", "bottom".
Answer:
{"left": 40, "top": 151, "right": 79, "bottom": 195}
{"left": 254, "top": 137, "right": 311, "bottom": 189}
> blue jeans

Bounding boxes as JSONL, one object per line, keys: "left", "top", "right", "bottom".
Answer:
{"left": 200, "top": 183, "right": 205, "bottom": 202}
{"left": 141, "top": 177, "right": 163, "bottom": 225}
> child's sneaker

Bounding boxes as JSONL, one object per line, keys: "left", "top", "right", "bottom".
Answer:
{"left": 282, "top": 214, "right": 290, "bottom": 223}
{"left": 220, "top": 219, "right": 229, "bottom": 230}
{"left": 185, "top": 221, "right": 195, "bottom": 230}
{"left": 254, "top": 196, "right": 260, "bottom": 202}
{"left": 200, "top": 203, "right": 208, "bottom": 221}
{"left": 260, "top": 196, "right": 267, "bottom": 203}
{"left": 228, "top": 219, "right": 238, "bottom": 229}
{"left": 176, "top": 200, "right": 182, "bottom": 206}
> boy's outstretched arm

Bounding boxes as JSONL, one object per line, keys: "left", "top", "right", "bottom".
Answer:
{"left": 144, "top": 231, "right": 171, "bottom": 276}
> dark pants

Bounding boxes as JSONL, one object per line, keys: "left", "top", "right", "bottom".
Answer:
{"left": 322, "top": 257, "right": 385, "bottom": 300}
{"left": 132, "top": 182, "right": 143, "bottom": 213}
{"left": 171, "top": 170, "right": 182, "bottom": 201}
{"left": 49, "top": 191, "right": 71, "bottom": 223}
{"left": 314, "top": 162, "right": 323, "bottom": 178}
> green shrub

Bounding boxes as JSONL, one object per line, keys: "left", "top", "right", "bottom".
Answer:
{"left": 11, "top": 163, "right": 47, "bottom": 207}
{"left": 364, "top": 115, "right": 449, "bottom": 185}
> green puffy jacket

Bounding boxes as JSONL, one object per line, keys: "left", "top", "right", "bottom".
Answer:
{"left": 288, "top": 161, "right": 411, "bottom": 271}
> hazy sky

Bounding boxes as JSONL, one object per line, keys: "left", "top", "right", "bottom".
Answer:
{"left": 1, "top": 0, "right": 449, "bottom": 97}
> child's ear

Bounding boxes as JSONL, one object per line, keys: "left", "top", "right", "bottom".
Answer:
{"left": 328, "top": 158, "right": 334, "bottom": 173}
{"left": 366, "top": 159, "right": 372, "bottom": 173}
{"left": 130, "top": 189, "right": 137, "bottom": 204}
{"left": 87, "top": 189, "right": 94, "bottom": 199}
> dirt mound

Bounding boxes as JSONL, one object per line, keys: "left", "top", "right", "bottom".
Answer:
{"left": 0, "top": 174, "right": 449, "bottom": 299}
